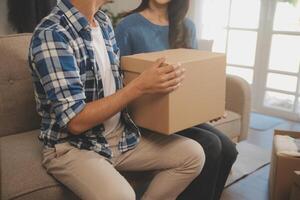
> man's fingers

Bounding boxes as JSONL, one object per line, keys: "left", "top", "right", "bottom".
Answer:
{"left": 159, "top": 64, "right": 176, "bottom": 74}
{"left": 154, "top": 57, "right": 167, "bottom": 68}
{"left": 159, "top": 63, "right": 181, "bottom": 74}
{"left": 210, "top": 117, "right": 222, "bottom": 123}
{"left": 160, "top": 83, "right": 182, "bottom": 93}
{"left": 166, "top": 68, "right": 185, "bottom": 81}
{"left": 161, "top": 75, "right": 185, "bottom": 89}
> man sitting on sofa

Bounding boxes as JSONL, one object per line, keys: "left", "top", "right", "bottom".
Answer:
{"left": 28, "top": 0, "right": 205, "bottom": 199}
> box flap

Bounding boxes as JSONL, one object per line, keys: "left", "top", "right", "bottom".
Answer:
{"left": 121, "top": 48, "right": 226, "bottom": 73}
{"left": 293, "top": 171, "right": 300, "bottom": 186}
{"left": 274, "top": 129, "right": 300, "bottom": 138}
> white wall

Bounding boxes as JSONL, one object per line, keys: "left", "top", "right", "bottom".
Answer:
{"left": 189, "top": 0, "right": 203, "bottom": 39}
{"left": 0, "top": 0, "right": 14, "bottom": 36}
{"left": 104, "top": 0, "right": 139, "bottom": 15}
{"left": 105, "top": 0, "right": 196, "bottom": 18}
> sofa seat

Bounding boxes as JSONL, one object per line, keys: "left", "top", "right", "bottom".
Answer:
{"left": 0, "top": 130, "right": 79, "bottom": 200}
{"left": 209, "top": 110, "right": 241, "bottom": 140}
{"left": 0, "top": 130, "right": 152, "bottom": 200}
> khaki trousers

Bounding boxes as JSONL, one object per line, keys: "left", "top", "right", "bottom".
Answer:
{"left": 42, "top": 125, "right": 205, "bottom": 200}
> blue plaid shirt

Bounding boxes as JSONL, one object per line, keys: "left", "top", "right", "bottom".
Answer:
{"left": 28, "top": 0, "right": 140, "bottom": 158}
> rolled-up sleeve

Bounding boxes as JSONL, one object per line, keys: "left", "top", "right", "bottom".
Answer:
{"left": 31, "top": 29, "right": 86, "bottom": 129}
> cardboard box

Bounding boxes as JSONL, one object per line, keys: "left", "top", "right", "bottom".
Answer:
{"left": 121, "top": 49, "right": 226, "bottom": 135}
{"left": 269, "top": 130, "right": 300, "bottom": 200}
{"left": 290, "top": 171, "right": 300, "bottom": 200}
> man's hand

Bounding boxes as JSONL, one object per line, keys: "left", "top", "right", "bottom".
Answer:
{"left": 129, "top": 57, "right": 186, "bottom": 95}
{"left": 67, "top": 58, "right": 185, "bottom": 135}
{"left": 209, "top": 112, "right": 227, "bottom": 123}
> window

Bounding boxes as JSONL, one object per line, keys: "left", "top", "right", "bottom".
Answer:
{"left": 198, "top": 0, "right": 300, "bottom": 120}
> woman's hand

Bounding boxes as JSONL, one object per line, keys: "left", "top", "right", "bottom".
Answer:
{"left": 130, "top": 57, "right": 186, "bottom": 95}
{"left": 209, "top": 112, "right": 228, "bottom": 123}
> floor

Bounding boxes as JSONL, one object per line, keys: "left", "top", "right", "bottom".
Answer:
{"left": 220, "top": 119, "right": 300, "bottom": 200}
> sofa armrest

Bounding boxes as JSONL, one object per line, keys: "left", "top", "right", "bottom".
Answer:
{"left": 225, "top": 75, "right": 251, "bottom": 141}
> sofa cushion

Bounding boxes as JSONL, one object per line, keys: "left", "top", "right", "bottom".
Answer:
{"left": 0, "top": 34, "right": 40, "bottom": 137}
{"left": 0, "top": 130, "right": 79, "bottom": 200}
{"left": 209, "top": 110, "right": 241, "bottom": 139}
{"left": 0, "top": 130, "right": 152, "bottom": 200}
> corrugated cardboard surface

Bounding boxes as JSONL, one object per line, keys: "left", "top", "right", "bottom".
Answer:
{"left": 290, "top": 171, "right": 300, "bottom": 200}
{"left": 122, "top": 49, "right": 225, "bottom": 71}
{"left": 269, "top": 130, "right": 300, "bottom": 200}
{"left": 123, "top": 72, "right": 171, "bottom": 133}
{"left": 169, "top": 56, "right": 225, "bottom": 133}
{"left": 121, "top": 49, "right": 226, "bottom": 134}
{"left": 293, "top": 171, "right": 300, "bottom": 186}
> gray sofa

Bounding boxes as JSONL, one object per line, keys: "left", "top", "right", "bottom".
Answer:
{"left": 0, "top": 34, "right": 251, "bottom": 200}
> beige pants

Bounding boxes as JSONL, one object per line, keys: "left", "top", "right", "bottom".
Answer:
{"left": 42, "top": 125, "right": 205, "bottom": 200}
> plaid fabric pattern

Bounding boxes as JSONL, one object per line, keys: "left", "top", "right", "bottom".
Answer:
{"left": 28, "top": 0, "right": 140, "bottom": 158}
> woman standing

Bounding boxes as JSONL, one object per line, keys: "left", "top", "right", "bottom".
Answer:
{"left": 115, "top": 0, "right": 238, "bottom": 199}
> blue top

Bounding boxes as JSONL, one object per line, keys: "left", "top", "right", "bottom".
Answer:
{"left": 115, "top": 13, "right": 198, "bottom": 56}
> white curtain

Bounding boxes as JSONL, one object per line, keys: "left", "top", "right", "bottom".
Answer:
{"left": 188, "top": 0, "right": 204, "bottom": 39}
{"left": 190, "top": 0, "right": 230, "bottom": 40}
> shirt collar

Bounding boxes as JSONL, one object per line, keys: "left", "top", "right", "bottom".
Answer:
{"left": 95, "top": 10, "right": 109, "bottom": 27}
{"left": 58, "top": 0, "right": 108, "bottom": 33}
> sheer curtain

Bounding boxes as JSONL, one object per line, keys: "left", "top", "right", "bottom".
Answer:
{"left": 188, "top": 0, "right": 203, "bottom": 39}
{"left": 190, "top": 0, "right": 230, "bottom": 52}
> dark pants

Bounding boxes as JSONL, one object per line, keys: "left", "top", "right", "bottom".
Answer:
{"left": 177, "top": 123, "right": 238, "bottom": 200}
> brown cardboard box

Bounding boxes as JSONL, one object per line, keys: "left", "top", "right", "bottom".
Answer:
{"left": 269, "top": 130, "right": 300, "bottom": 200}
{"left": 121, "top": 48, "right": 226, "bottom": 134}
{"left": 290, "top": 171, "right": 300, "bottom": 200}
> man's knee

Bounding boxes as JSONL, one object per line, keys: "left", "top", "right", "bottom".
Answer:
{"left": 116, "top": 186, "right": 136, "bottom": 200}
{"left": 182, "top": 139, "right": 206, "bottom": 176}
{"left": 93, "top": 181, "right": 135, "bottom": 200}
{"left": 107, "top": 185, "right": 136, "bottom": 200}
